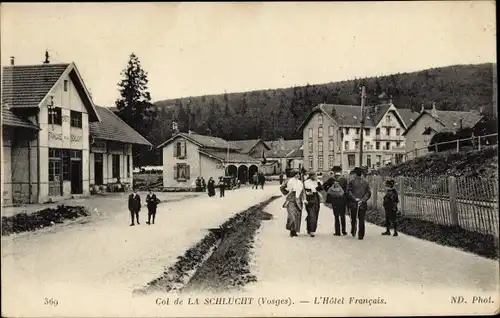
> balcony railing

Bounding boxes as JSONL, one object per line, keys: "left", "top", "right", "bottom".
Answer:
{"left": 374, "top": 135, "right": 404, "bottom": 141}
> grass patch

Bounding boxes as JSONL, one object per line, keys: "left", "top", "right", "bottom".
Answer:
{"left": 366, "top": 207, "right": 499, "bottom": 260}
{"left": 2, "top": 205, "right": 90, "bottom": 236}
{"left": 134, "top": 196, "right": 279, "bottom": 295}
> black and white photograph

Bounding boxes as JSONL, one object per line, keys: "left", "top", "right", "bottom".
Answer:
{"left": 1, "top": 2, "right": 498, "bottom": 317}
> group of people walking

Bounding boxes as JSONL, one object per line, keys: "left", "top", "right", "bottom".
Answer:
{"left": 280, "top": 165, "right": 400, "bottom": 239}
{"left": 252, "top": 172, "right": 266, "bottom": 189}
{"left": 127, "top": 189, "right": 161, "bottom": 226}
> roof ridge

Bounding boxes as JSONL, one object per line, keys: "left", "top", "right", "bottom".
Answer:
{"left": 3, "top": 63, "right": 71, "bottom": 69}
{"left": 100, "top": 107, "right": 151, "bottom": 145}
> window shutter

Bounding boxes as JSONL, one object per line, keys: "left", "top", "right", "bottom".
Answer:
{"left": 182, "top": 140, "right": 187, "bottom": 158}
{"left": 173, "top": 164, "right": 178, "bottom": 180}
{"left": 186, "top": 164, "right": 190, "bottom": 179}
{"left": 173, "top": 142, "right": 178, "bottom": 157}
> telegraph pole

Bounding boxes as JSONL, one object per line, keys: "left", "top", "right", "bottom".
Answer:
{"left": 359, "top": 86, "right": 366, "bottom": 167}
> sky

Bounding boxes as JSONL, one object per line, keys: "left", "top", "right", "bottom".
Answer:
{"left": 1, "top": 2, "right": 496, "bottom": 107}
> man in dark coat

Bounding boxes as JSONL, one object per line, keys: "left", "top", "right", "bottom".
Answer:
{"left": 146, "top": 190, "right": 160, "bottom": 225}
{"left": 218, "top": 177, "right": 226, "bottom": 198}
{"left": 258, "top": 172, "right": 265, "bottom": 189}
{"left": 322, "top": 166, "right": 348, "bottom": 236}
{"left": 128, "top": 189, "right": 141, "bottom": 226}
{"left": 279, "top": 173, "right": 284, "bottom": 185}
{"left": 346, "top": 167, "right": 371, "bottom": 240}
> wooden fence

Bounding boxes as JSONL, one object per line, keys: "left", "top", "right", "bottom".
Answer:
{"left": 367, "top": 175, "right": 499, "bottom": 237}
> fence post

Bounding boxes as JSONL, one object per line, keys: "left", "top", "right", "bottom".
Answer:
{"left": 478, "top": 136, "right": 481, "bottom": 151}
{"left": 456, "top": 140, "right": 460, "bottom": 153}
{"left": 398, "top": 176, "right": 405, "bottom": 214}
{"left": 449, "top": 176, "right": 459, "bottom": 226}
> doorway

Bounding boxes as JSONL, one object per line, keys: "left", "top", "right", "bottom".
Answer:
{"left": 71, "top": 159, "right": 83, "bottom": 194}
{"left": 94, "top": 153, "right": 104, "bottom": 185}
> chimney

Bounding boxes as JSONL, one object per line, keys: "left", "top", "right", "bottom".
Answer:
{"left": 279, "top": 137, "right": 285, "bottom": 150}
{"left": 420, "top": 104, "right": 425, "bottom": 113}
{"left": 10, "top": 56, "right": 15, "bottom": 66}
{"left": 172, "top": 121, "right": 179, "bottom": 134}
{"left": 459, "top": 118, "right": 463, "bottom": 130}
{"left": 431, "top": 102, "right": 437, "bottom": 117}
{"left": 479, "top": 106, "right": 484, "bottom": 115}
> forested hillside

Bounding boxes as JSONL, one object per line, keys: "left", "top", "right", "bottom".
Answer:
{"left": 148, "top": 63, "right": 496, "bottom": 146}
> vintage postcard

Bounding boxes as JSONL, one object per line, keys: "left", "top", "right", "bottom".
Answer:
{"left": 1, "top": 1, "right": 498, "bottom": 317}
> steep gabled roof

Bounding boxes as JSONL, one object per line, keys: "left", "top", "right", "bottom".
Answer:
{"left": 90, "top": 106, "right": 152, "bottom": 146}
{"left": 1, "top": 63, "right": 100, "bottom": 121}
{"left": 397, "top": 108, "right": 420, "bottom": 127}
{"left": 157, "top": 132, "right": 240, "bottom": 150}
{"left": 228, "top": 139, "right": 270, "bottom": 154}
{"left": 198, "top": 149, "right": 261, "bottom": 163}
{"left": 402, "top": 109, "right": 484, "bottom": 136}
{"left": 265, "top": 139, "right": 303, "bottom": 158}
{"left": 1, "top": 105, "right": 39, "bottom": 130}
{"left": 286, "top": 149, "right": 303, "bottom": 158}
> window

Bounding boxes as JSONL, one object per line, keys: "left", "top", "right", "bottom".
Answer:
{"left": 70, "top": 111, "right": 82, "bottom": 128}
{"left": 308, "top": 140, "right": 313, "bottom": 153}
{"left": 318, "top": 156, "right": 323, "bottom": 170}
{"left": 174, "top": 140, "right": 187, "bottom": 158}
{"left": 329, "top": 140, "right": 334, "bottom": 153}
{"left": 376, "top": 128, "right": 381, "bottom": 135}
{"left": 48, "top": 158, "right": 61, "bottom": 182}
{"left": 367, "top": 155, "right": 372, "bottom": 167}
{"left": 396, "top": 128, "right": 401, "bottom": 136}
{"left": 112, "top": 154, "right": 120, "bottom": 178}
{"left": 364, "top": 128, "right": 370, "bottom": 136}
{"left": 127, "top": 155, "right": 130, "bottom": 177}
{"left": 318, "top": 141, "right": 323, "bottom": 152}
{"left": 365, "top": 141, "right": 370, "bottom": 150}
{"left": 385, "top": 142, "right": 391, "bottom": 150}
{"left": 345, "top": 127, "right": 350, "bottom": 135}
{"left": 48, "top": 107, "right": 62, "bottom": 125}
{"left": 308, "top": 128, "right": 313, "bottom": 139}
{"left": 386, "top": 115, "right": 391, "bottom": 124}
{"left": 308, "top": 155, "right": 313, "bottom": 169}
{"left": 63, "top": 80, "right": 69, "bottom": 92}
{"left": 174, "top": 163, "right": 190, "bottom": 180}
{"left": 318, "top": 127, "right": 323, "bottom": 138}
{"left": 62, "top": 150, "right": 70, "bottom": 180}
{"left": 329, "top": 126, "right": 334, "bottom": 136}
{"left": 376, "top": 142, "right": 380, "bottom": 150}
{"left": 376, "top": 155, "right": 382, "bottom": 166}
{"left": 355, "top": 141, "right": 359, "bottom": 150}
{"left": 356, "top": 128, "right": 360, "bottom": 135}
{"left": 344, "top": 141, "right": 349, "bottom": 150}
{"left": 386, "top": 127, "right": 391, "bottom": 135}
{"left": 348, "top": 154, "right": 356, "bottom": 168}
{"left": 396, "top": 141, "right": 401, "bottom": 148}
{"left": 328, "top": 155, "right": 334, "bottom": 168}
{"left": 318, "top": 114, "right": 323, "bottom": 126}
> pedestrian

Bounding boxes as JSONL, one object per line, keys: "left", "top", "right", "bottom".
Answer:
{"left": 201, "top": 177, "right": 206, "bottom": 192}
{"left": 146, "top": 190, "right": 160, "bottom": 225}
{"left": 258, "top": 172, "right": 265, "bottom": 189}
{"left": 304, "top": 171, "right": 322, "bottom": 237}
{"left": 322, "top": 165, "right": 348, "bottom": 236}
{"left": 382, "top": 179, "right": 399, "bottom": 237}
{"left": 207, "top": 177, "right": 216, "bottom": 197}
{"left": 346, "top": 167, "right": 371, "bottom": 240}
{"left": 195, "top": 177, "right": 201, "bottom": 192}
{"left": 128, "top": 188, "right": 141, "bottom": 226}
{"left": 280, "top": 169, "right": 304, "bottom": 237}
{"left": 252, "top": 173, "right": 259, "bottom": 189}
{"left": 279, "top": 173, "right": 284, "bottom": 185}
{"left": 218, "top": 177, "right": 226, "bottom": 197}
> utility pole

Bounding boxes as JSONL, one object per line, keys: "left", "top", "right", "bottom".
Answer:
{"left": 359, "top": 86, "right": 366, "bottom": 167}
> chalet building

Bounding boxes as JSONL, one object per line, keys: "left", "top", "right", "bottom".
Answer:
{"left": 228, "top": 139, "right": 270, "bottom": 159}
{"left": 298, "top": 103, "right": 419, "bottom": 174}
{"left": 263, "top": 138, "right": 304, "bottom": 175}
{"left": 403, "top": 103, "right": 484, "bottom": 160}
{"left": 157, "top": 132, "right": 262, "bottom": 189}
{"left": 1, "top": 59, "right": 151, "bottom": 206}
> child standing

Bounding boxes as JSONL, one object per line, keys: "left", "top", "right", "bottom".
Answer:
{"left": 382, "top": 179, "right": 399, "bottom": 237}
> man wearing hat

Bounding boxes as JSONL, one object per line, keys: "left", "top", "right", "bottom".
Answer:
{"left": 322, "top": 165, "right": 348, "bottom": 236}
{"left": 303, "top": 171, "right": 322, "bottom": 237}
{"left": 382, "top": 179, "right": 399, "bottom": 236}
{"left": 346, "top": 167, "right": 371, "bottom": 240}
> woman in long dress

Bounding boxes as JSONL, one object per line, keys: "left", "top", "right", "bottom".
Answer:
{"left": 280, "top": 169, "right": 304, "bottom": 237}
{"left": 304, "top": 171, "right": 322, "bottom": 237}
{"left": 207, "top": 177, "right": 216, "bottom": 197}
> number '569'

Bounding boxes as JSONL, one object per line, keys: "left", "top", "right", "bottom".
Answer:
{"left": 44, "top": 298, "right": 58, "bottom": 307}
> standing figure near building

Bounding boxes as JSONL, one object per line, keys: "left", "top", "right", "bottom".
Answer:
{"left": 258, "top": 172, "right": 265, "bottom": 189}
{"left": 128, "top": 189, "right": 142, "bottom": 226}
{"left": 322, "top": 166, "right": 348, "bottom": 236}
{"left": 146, "top": 190, "right": 160, "bottom": 225}
{"left": 252, "top": 173, "right": 259, "bottom": 189}
{"left": 195, "top": 177, "right": 202, "bottom": 192}
{"left": 218, "top": 177, "right": 226, "bottom": 198}
{"left": 346, "top": 167, "right": 371, "bottom": 240}
{"left": 382, "top": 179, "right": 399, "bottom": 237}
{"left": 279, "top": 173, "right": 284, "bottom": 185}
{"left": 201, "top": 177, "right": 206, "bottom": 192}
{"left": 304, "top": 171, "right": 322, "bottom": 237}
{"left": 279, "top": 169, "right": 304, "bottom": 237}
{"left": 207, "top": 177, "right": 216, "bottom": 197}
